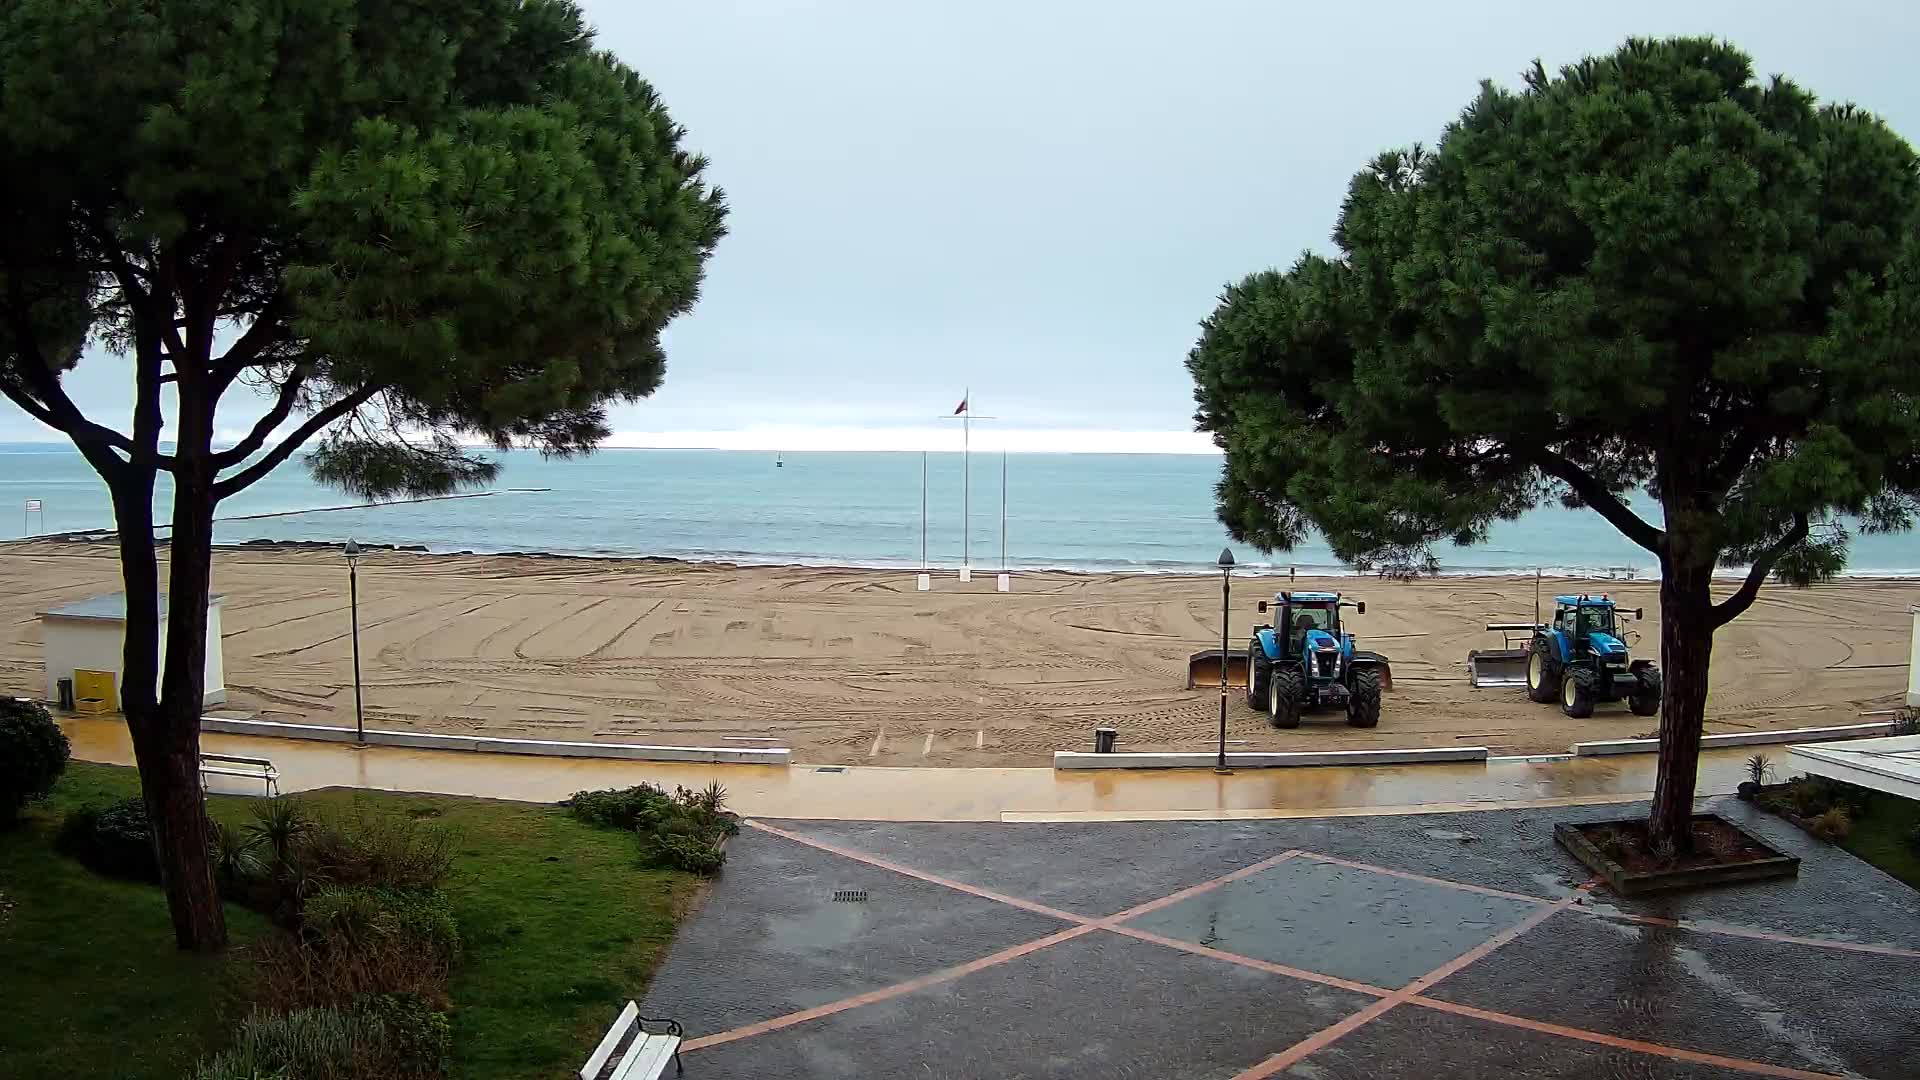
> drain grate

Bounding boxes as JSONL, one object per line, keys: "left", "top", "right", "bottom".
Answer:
{"left": 815, "top": 766, "right": 848, "bottom": 774}
{"left": 832, "top": 890, "right": 869, "bottom": 903}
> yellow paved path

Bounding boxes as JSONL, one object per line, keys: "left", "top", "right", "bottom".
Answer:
{"left": 61, "top": 717, "right": 1761, "bottom": 822}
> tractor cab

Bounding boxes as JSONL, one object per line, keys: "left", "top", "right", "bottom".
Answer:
{"left": 1551, "top": 595, "right": 1635, "bottom": 661}
{"left": 1264, "top": 592, "right": 1350, "bottom": 659}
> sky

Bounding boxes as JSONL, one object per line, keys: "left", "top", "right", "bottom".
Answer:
{"left": 8, "top": 0, "right": 1919, "bottom": 452}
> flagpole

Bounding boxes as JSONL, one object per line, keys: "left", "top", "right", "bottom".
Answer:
{"left": 1000, "top": 449, "right": 1007, "bottom": 571}
{"left": 920, "top": 450, "right": 928, "bottom": 570}
{"left": 938, "top": 394, "right": 991, "bottom": 575}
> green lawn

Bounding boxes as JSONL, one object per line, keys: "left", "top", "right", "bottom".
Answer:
{"left": 263, "top": 787, "right": 702, "bottom": 1080}
{"left": 0, "top": 763, "right": 698, "bottom": 1080}
{"left": 1842, "top": 789, "right": 1920, "bottom": 890}
{"left": 0, "top": 764, "right": 266, "bottom": 1080}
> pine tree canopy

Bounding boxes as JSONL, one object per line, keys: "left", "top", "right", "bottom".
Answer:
{"left": 0, "top": 0, "right": 727, "bottom": 498}
{"left": 1189, "top": 37, "right": 1919, "bottom": 606}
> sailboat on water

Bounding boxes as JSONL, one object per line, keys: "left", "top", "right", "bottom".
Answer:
{"left": 775, "top": 451, "right": 783, "bottom": 468}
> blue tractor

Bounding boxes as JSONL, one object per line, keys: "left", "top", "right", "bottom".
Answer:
{"left": 1524, "top": 595, "right": 1661, "bottom": 718}
{"left": 1245, "top": 591, "right": 1392, "bottom": 729}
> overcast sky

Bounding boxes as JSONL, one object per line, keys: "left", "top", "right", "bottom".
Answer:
{"left": 11, "top": 0, "right": 1918, "bottom": 451}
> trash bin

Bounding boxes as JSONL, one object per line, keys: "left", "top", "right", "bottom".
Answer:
{"left": 1094, "top": 727, "right": 1118, "bottom": 754}
{"left": 57, "top": 677, "right": 74, "bottom": 712}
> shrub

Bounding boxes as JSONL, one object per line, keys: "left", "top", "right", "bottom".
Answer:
{"left": 684, "top": 781, "right": 741, "bottom": 836}
{"left": 259, "top": 886, "right": 460, "bottom": 1009}
{"left": 569, "top": 781, "right": 737, "bottom": 875}
{"left": 248, "top": 796, "right": 317, "bottom": 867}
{"left": 299, "top": 811, "right": 454, "bottom": 893}
{"left": 1744, "top": 754, "right": 1774, "bottom": 787}
{"left": 566, "top": 783, "right": 674, "bottom": 831}
{"left": 645, "top": 830, "right": 726, "bottom": 875}
{"left": 55, "top": 797, "right": 161, "bottom": 882}
{"left": 190, "top": 1006, "right": 375, "bottom": 1080}
{"left": 232, "top": 801, "right": 457, "bottom": 926}
{"left": 0, "top": 699, "right": 69, "bottom": 826}
{"left": 1807, "top": 807, "right": 1852, "bottom": 843}
{"left": 356, "top": 992, "right": 451, "bottom": 1077}
{"left": 307, "top": 886, "right": 461, "bottom": 965}
{"left": 211, "top": 820, "right": 268, "bottom": 891}
{"left": 1782, "top": 776, "right": 1837, "bottom": 818}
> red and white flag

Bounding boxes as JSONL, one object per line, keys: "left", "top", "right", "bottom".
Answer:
{"left": 24, "top": 499, "right": 42, "bottom": 512}
{"left": 953, "top": 396, "right": 968, "bottom": 415}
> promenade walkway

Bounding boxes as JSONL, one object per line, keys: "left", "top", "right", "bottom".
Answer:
{"left": 64, "top": 717, "right": 1757, "bottom": 821}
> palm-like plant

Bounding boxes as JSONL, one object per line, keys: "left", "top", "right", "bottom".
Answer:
{"left": 246, "top": 798, "right": 314, "bottom": 869}
{"left": 209, "top": 821, "right": 266, "bottom": 888}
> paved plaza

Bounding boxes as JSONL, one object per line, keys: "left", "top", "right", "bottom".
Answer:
{"left": 642, "top": 796, "right": 1919, "bottom": 1079}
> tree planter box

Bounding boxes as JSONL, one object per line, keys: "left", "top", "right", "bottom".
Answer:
{"left": 1554, "top": 815, "right": 1800, "bottom": 895}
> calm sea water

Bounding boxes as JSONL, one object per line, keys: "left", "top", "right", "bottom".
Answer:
{"left": 2, "top": 443, "right": 1916, "bottom": 576}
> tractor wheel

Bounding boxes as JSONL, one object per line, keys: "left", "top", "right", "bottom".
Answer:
{"left": 1346, "top": 667, "right": 1381, "bottom": 728}
{"left": 1526, "top": 637, "right": 1560, "bottom": 704}
{"left": 1629, "top": 666, "right": 1662, "bottom": 716}
{"left": 1246, "top": 638, "right": 1270, "bottom": 710}
{"left": 1269, "top": 668, "right": 1303, "bottom": 729}
{"left": 1561, "top": 665, "right": 1596, "bottom": 719}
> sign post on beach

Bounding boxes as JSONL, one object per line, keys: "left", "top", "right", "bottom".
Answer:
{"left": 23, "top": 498, "right": 42, "bottom": 538}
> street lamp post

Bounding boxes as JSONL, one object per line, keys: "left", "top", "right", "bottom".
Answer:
{"left": 343, "top": 539, "right": 366, "bottom": 747}
{"left": 1216, "top": 547, "right": 1235, "bottom": 773}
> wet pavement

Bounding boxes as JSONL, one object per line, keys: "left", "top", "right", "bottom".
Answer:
{"left": 66, "top": 716, "right": 1760, "bottom": 821}
{"left": 641, "top": 798, "right": 1920, "bottom": 1079}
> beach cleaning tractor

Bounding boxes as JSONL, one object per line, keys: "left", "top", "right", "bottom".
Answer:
{"left": 1244, "top": 592, "right": 1393, "bottom": 729}
{"left": 1470, "top": 594, "right": 1660, "bottom": 718}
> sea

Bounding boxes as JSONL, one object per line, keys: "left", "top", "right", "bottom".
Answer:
{"left": 3, "top": 443, "right": 1917, "bottom": 577}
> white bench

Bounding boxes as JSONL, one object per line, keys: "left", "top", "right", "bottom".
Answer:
{"left": 580, "top": 1001, "right": 683, "bottom": 1080}
{"left": 199, "top": 752, "right": 279, "bottom": 798}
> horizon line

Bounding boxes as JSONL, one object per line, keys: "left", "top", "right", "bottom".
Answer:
{"left": 2, "top": 427, "right": 1226, "bottom": 456}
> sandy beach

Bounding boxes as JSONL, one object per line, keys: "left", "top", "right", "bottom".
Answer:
{"left": 1, "top": 542, "right": 1911, "bottom": 765}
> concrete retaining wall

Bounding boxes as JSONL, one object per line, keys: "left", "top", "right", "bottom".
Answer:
{"left": 1053, "top": 746, "right": 1487, "bottom": 770}
{"left": 1571, "top": 721, "right": 1896, "bottom": 757}
{"left": 199, "top": 716, "right": 792, "bottom": 765}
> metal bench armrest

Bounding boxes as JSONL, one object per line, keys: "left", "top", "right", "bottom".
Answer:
{"left": 635, "top": 1018, "right": 685, "bottom": 1077}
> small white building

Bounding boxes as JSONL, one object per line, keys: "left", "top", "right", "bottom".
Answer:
{"left": 1788, "top": 735, "right": 1920, "bottom": 801}
{"left": 1909, "top": 604, "right": 1919, "bottom": 708}
{"left": 1785, "top": 604, "right": 1920, "bottom": 801}
{"left": 38, "top": 592, "right": 227, "bottom": 709}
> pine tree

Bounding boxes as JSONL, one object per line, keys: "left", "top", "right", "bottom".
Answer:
{"left": 0, "top": 0, "right": 726, "bottom": 949}
{"left": 1189, "top": 37, "right": 1919, "bottom": 850}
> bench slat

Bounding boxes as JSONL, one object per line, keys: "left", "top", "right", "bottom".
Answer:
{"left": 580, "top": 1001, "right": 640, "bottom": 1080}
{"left": 201, "top": 754, "right": 276, "bottom": 768}
{"left": 611, "top": 1034, "right": 680, "bottom": 1080}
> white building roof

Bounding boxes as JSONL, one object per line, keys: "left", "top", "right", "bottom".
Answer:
{"left": 1787, "top": 734, "right": 1920, "bottom": 801}
{"left": 39, "top": 591, "right": 225, "bottom": 622}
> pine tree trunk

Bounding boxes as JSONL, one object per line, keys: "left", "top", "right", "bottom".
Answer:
{"left": 111, "top": 473, "right": 227, "bottom": 951}
{"left": 1648, "top": 553, "right": 1715, "bottom": 854}
{"left": 151, "top": 386, "right": 227, "bottom": 952}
